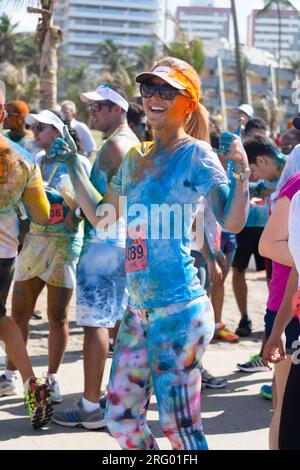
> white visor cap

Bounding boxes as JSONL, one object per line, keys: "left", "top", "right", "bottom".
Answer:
{"left": 80, "top": 84, "right": 129, "bottom": 112}
{"left": 25, "top": 110, "right": 64, "bottom": 137}
{"left": 136, "top": 66, "right": 186, "bottom": 90}
{"left": 237, "top": 104, "right": 254, "bottom": 118}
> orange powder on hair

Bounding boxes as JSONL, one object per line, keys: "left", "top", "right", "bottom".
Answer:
{"left": 7, "top": 100, "right": 29, "bottom": 116}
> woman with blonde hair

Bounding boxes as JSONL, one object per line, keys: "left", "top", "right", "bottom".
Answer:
{"left": 52, "top": 56, "right": 250, "bottom": 450}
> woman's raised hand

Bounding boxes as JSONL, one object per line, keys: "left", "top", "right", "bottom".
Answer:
{"left": 48, "top": 126, "right": 78, "bottom": 166}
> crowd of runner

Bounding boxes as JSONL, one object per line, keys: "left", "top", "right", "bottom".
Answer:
{"left": 0, "top": 56, "right": 300, "bottom": 450}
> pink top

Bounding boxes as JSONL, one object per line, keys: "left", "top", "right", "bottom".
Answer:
{"left": 267, "top": 172, "right": 300, "bottom": 312}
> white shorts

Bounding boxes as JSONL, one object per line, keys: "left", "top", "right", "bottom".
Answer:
{"left": 15, "top": 233, "right": 82, "bottom": 289}
{"left": 76, "top": 242, "right": 128, "bottom": 328}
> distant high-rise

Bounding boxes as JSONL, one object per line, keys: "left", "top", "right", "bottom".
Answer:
{"left": 176, "top": 4, "right": 230, "bottom": 44}
{"left": 53, "top": 0, "right": 160, "bottom": 69}
{"left": 247, "top": 8, "right": 300, "bottom": 59}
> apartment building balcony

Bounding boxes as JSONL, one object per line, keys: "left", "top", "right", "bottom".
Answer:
{"left": 69, "top": 8, "right": 156, "bottom": 23}
{"left": 70, "top": 0, "right": 157, "bottom": 10}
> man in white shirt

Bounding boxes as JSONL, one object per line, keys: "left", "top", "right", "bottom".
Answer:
{"left": 61, "top": 100, "right": 96, "bottom": 159}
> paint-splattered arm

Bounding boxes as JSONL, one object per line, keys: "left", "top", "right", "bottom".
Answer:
{"left": 207, "top": 179, "right": 249, "bottom": 234}
{"left": 23, "top": 173, "right": 50, "bottom": 225}
{"left": 51, "top": 126, "right": 121, "bottom": 228}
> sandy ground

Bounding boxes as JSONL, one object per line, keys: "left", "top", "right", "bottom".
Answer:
{"left": 0, "top": 264, "right": 273, "bottom": 450}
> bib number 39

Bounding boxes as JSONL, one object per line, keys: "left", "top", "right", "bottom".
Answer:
{"left": 126, "top": 237, "right": 148, "bottom": 272}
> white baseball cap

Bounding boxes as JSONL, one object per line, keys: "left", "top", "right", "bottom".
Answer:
{"left": 237, "top": 104, "right": 254, "bottom": 118}
{"left": 25, "top": 110, "right": 64, "bottom": 137}
{"left": 80, "top": 84, "right": 129, "bottom": 112}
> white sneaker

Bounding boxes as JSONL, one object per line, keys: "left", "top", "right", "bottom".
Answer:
{"left": 0, "top": 374, "right": 18, "bottom": 397}
{"left": 46, "top": 376, "right": 62, "bottom": 404}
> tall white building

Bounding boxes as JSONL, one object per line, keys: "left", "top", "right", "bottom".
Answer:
{"left": 247, "top": 8, "right": 300, "bottom": 59}
{"left": 176, "top": 3, "right": 231, "bottom": 44}
{"left": 54, "top": 0, "right": 160, "bottom": 68}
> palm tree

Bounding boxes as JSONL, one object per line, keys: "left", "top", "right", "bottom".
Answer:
{"left": 0, "top": 13, "right": 19, "bottom": 63}
{"left": 257, "top": 1, "right": 299, "bottom": 98}
{"left": 135, "top": 44, "right": 158, "bottom": 73}
{"left": 93, "top": 39, "right": 137, "bottom": 98}
{"left": 155, "top": 12, "right": 205, "bottom": 75}
{"left": 230, "top": 0, "right": 247, "bottom": 104}
{"left": 0, "top": 0, "right": 62, "bottom": 109}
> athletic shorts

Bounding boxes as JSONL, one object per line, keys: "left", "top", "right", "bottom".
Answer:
{"left": 0, "top": 258, "right": 15, "bottom": 318}
{"left": 264, "top": 308, "right": 300, "bottom": 355}
{"left": 76, "top": 242, "right": 128, "bottom": 328}
{"left": 232, "top": 226, "right": 265, "bottom": 272}
{"left": 221, "top": 232, "right": 237, "bottom": 254}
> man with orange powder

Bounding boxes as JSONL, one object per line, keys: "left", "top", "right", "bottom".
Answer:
{"left": 0, "top": 81, "right": 53, "bottom": 428}
{"left": 3, "top": 100, "right": 39, "bottom": 156}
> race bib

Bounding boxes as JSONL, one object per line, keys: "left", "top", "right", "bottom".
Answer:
{"left": 126, "top": 227, "right": 148, "bottom": 272}
{"left": 49, "top": 203, "right": 64, "bottom": 225}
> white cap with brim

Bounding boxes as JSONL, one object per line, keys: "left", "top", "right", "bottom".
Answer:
{"left": 80, "top": 84, "right": 129, "bottom": 112}
{"left": 237, "top": 104, "right": 254, "bottom": 118}
{"left": 135, "top": 66, "right": 186, "bottom": 90}
{"left": 25, "top": 110, "right": 64, "bottom": 137}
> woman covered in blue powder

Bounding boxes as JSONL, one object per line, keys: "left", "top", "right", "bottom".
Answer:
{"left": 52, "top": 57, "right": 250, "bottom": 450}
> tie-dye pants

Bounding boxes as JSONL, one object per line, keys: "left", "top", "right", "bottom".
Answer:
{"left": 105, "top": 295, "right": 215, "bottom": 450}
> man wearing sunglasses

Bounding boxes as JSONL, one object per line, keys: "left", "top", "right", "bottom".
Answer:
{"left": 52, "top": 83, "right": 139, "bottom": 430}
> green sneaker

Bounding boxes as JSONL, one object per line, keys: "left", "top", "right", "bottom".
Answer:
{"left": 24, "top": 376, "right": 53, "bottom": 429}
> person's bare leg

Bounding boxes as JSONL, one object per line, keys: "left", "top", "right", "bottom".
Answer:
{"left": 47, "top": 285, "right": 72, "bottom": 374}
{"left": 7, "top": 278, "right": 45, "bottom": 371}
{"left": 0, "top": 316, "right": 33, "bottom": 382}
{"left": 269, "top": 357, "right": 291, "bottom": 450}
{"left": 83, "top": 326, "right": 109, "bottom": 403}
{"left": 211, "top": 283, "right": 224, "bottom": 324}
{"left": 232, "top": 268, "right": 248, "bottom": 316}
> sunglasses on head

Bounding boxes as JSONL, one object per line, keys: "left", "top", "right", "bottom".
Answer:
{"left": 88, "top": 102, "right": 112, "bottom": 112}
{"left": 140, "top": 82, "right": 188, "bottom": 101}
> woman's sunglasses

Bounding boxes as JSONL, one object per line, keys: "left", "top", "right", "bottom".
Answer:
{"left": 32, "top": 123, "right": 46, "bottom": 133}
{"left": 140, "top": 82, "right": 188, "bottom": 101}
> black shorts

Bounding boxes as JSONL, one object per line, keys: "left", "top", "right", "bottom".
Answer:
{"left": 232, "top": 226, "right": 265, "bottom": 272}
{"left": 0, "top": 258, "right": 15, "bottom": 318}
{"left": 264, "top": 308, "right": 300, "bottom": 355}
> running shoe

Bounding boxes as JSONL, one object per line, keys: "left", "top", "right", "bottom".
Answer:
{"left": 24, "top": 376, "right": 53, "bottom": 429}
{"left": 235, "top": 316, "right": 252, "bottom": 337}
{"left": 46, "top": 374, "right": 62, "bottom": 403}
{"left": 214, "top": 323, "right": 239, "bottom": 342}
{"left": 201, "top": 369, "right": 227, "bottom": 389}
{"left": 52, "top": 399, "right": 106, "bottom": 430}
{"left": 99, "top": 393, "right": 107, "bottom": 411}
{"left": 237, "top": 354, "right": 268, "bottom": 373}
{"left": 260, "top": 384, "right": 272, "bottom": 400}
{"left": 0, "top": 374, "right": 18, "bottom": 397}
